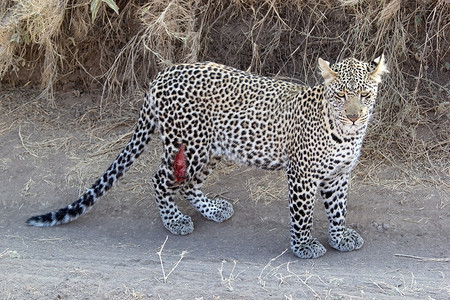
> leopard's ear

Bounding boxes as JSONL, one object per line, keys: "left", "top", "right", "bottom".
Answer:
{"left": 370, "top": 54, "right": 389, "bottom": 83}
{"left": 318, "top": 58, "right": 337, "bottom": 85}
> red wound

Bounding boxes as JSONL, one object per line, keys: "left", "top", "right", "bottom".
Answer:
{"left": 174, "top": 144, "right": 187, "bottom": 182}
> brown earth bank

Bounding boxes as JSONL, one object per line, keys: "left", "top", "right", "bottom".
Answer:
{"left": 2, "top": 0, "right": 449, "bottom": 182}
{"left": 0, "top": 89, "right": 448, "bottom": 299}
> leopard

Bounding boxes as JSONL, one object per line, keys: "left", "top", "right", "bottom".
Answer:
{"left": 27, "top": 55, "right": 388, "bottom": 258}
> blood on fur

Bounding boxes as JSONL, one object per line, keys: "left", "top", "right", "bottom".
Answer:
{"left": 174, "top": 144, "right": 187, "bottom": 182}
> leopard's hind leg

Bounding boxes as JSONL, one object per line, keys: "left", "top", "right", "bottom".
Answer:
{"left": 152, "top": 143, "right": 199, "bottom": 235}
{"left": 152, "top": 165, "right": 194, "bottom": 235}
{"left": 180, "top": 156, "right": 234, "bottom": 223}
{"left": 153, "top": 147, "right": 233, "bottom": 235}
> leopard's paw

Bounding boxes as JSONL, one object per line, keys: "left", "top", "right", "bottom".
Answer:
{"left": 164, "top": 215, "right": 194, "bottom": 235}
{"left": 291, "top": 238, "right": 327, "bottom": 259}
{"left": 202, "top": 198, "right": 234, "bottom": 223}
{"left": 329, "top": 227, "right": 364, "bottom": 252}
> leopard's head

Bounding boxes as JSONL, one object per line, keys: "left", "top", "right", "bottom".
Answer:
{"left": 318, "top": 55, "right": 389, "bottom": 133}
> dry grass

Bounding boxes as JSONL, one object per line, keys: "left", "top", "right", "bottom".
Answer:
{"left": 0, "top": 0, "right": 68, "bottom": 101}
{"left": 245, "top": 170, "right": 286, "bottom": 205}
{"left": 0, "top": 0, "right": 449, "bottom": 183}
{"left": 100, "top": 0, "right": 201, "bottom": 105}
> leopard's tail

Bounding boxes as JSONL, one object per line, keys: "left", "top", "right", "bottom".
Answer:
{"left": 26, "top": 93, "right": 156, "bottom": 226}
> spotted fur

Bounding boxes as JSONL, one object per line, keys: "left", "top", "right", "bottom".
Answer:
{"left": 27, "top": 55, "right": 388, "bottom": 258}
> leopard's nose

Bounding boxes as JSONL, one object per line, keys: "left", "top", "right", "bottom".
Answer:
{"left": 346, "top": 114, "right": 359, "bottom": 123}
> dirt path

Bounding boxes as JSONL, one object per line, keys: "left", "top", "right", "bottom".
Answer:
{"left": 0, "top": 91, "right": 448, "bottom": 299}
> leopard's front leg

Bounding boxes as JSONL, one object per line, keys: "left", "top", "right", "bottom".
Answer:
{"left": 319, "top": 174, "right": 364, "bottom": 252}
{"left": 287, "top": 165, "right": 326, "bottom": 259}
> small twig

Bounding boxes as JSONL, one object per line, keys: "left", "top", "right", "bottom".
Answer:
{"left": 0, "top": 249, "right": 11, "bottom": 259}
{"left": 0, "top": 249, "right": 19, "bottom": 259}
{"left": 156, "top": 236, "right": 187, "bottom": 283}
{"left": 18, "top": 126, "right": 38, "bottom": 158}
{"left": 394, "top": 254, "right": 449, "bottom": 262}
{"left": 257, "top": 248, "right": 288, "bottom": 287}
{"left": 218, "top": 260, "right": 244, "bottom": 291}
{"left": 369, "top": 280, "right": 389, "bottom": 294}
{"left": 286, "top": 262, "right": 321, "bottom": 298}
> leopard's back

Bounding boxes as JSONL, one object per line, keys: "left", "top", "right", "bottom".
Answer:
{"left": 150, "top": 62, "right": 308, "bottom": 169}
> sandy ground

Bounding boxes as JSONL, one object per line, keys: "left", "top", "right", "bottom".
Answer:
{"left": 0, "top": 90, "right": 449, "bottom": 299}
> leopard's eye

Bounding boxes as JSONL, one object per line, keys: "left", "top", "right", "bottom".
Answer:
{"left": 360, "top": 91, "right": 370, "bottom": 97}
{"left": 335, "top": 91, "right": 346, "bottom": 98}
